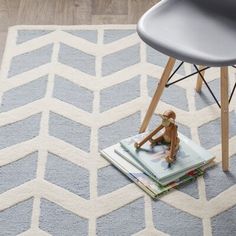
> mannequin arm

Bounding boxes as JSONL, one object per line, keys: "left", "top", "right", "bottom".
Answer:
{"left": 135, "top": 124, "right": 164, "bottom": 148}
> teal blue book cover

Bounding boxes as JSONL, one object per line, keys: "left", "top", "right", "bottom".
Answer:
{"left": 120, "top": 132, "right": 214, "bottom": 182}
{"left": 115, "top": 144, "right": 204, "bottom": 186}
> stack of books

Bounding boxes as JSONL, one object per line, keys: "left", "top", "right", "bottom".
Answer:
{"left": 101, "top": 133, "right": 214, "bottom": 199}
{"left": 100, "top": 132, "right": 215, "bottom": 200}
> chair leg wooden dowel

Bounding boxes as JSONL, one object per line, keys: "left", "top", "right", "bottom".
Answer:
{"left": 220, "top": 66, "right": 229, "bottom": 171}
{"left": 139, "top": 57, "right": 176, "bottom": 133}
{"left": 195, "top": 65, "right": 205, "bottom": 92}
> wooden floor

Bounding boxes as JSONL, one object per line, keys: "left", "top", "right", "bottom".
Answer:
{"left": 0, "top": 0, "right": 159, "bottom": 64}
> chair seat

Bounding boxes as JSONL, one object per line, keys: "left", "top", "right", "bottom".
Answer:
{"left": 137, "top": 0, "right": 236, "bottom": 67}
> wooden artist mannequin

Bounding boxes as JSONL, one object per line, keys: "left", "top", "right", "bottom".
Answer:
{"left": 134, "top": 110, "right": 180, "bottom": 166}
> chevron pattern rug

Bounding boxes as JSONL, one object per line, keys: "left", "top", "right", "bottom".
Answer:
{"left": 0, "top": 25, "right": 236, "bottom": 236}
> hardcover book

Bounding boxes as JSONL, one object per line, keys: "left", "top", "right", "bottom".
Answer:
{"left": 120, "top": 132, "right": 214, "bottom": 185}
{"left": 115, "top": 144, "right": 205, "bottom": 186}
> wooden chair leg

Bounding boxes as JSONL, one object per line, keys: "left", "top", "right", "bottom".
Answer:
{"left": 221, "top": 67, "right": 229, "bottom": 171}
{"left": 139, "top": 57, "right": 176, "bottom": 133}
{"left": 195, "top": 65, "right": 205, "bottom": 92}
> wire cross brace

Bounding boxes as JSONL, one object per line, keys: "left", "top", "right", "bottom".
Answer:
{"left": 165, "top": 61, "right": 236, "bottom": 108}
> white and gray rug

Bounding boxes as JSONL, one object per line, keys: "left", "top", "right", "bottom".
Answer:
{"left": 0, "top": 25, "right": 236, "bottom": 236}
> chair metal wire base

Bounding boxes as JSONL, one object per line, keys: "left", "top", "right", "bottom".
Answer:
{"left": 165, "top": 62, "right": 236, "bottom": 108}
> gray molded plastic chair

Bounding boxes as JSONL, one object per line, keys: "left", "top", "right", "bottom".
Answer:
{"left": 138, "top": 0, "right": 236, "bottom": 66}
{"left": 137, "top": 0, "right": 236, "bottom": 171}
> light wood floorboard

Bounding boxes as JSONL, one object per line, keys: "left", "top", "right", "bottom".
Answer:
{"left": 0, "top": 0, "right": 159, "bottom": 64}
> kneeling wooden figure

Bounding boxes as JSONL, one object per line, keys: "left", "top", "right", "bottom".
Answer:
{"left": 134, "top": 110, "right": 180, "bottom": 167}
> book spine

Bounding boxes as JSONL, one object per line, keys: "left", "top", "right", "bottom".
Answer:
{"left": 100, "top": 152, "right": 157, "bottom": 199}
